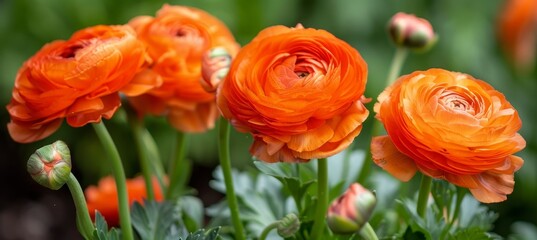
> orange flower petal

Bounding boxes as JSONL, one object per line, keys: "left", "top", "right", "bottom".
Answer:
{"left": 371, "top": 135, "right": 418, "bottom": 181}
{"left": 167, "top": 102, "right": 218, "bottom": 133}
{"left": 66, "top": 94, "right": 120, "bottom": 127}
{"left": 121, "top": 69, "right": 163, "bottom": 97}
{"left": 7, "top": 119, "right": 63, "bottom": 144}
{"left": 470, "top": 170, "right": 516, "bottom": 203}
{"left": 86, "top": 175, "right": 164, "bottom": 227}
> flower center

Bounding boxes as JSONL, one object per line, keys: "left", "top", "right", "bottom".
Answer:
{"left": 439, "top": 90, "right": 476, "bottom": 115}
{"left": 295, "top": 71, "right": 310, "bottom": 78}
{"left": 60, "top": 44, "right": 83, "bottom": 58}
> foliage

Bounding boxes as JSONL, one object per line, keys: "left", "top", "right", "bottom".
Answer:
{"left": 94, "top": 200, "right": 220, "bottom": 240}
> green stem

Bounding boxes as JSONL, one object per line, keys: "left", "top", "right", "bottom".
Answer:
{"left": 310, "top": 158, "right": 328, "bottom": 240}
{"left": 259, "top": 222, "right": 279, "bottom": 240}
{"left": 356, "top": 48, "right": 408, "bottom": 184}
{"left": 166, "top": 131, "right": 188, "bottom": 200}
{"left": 386, "top": 48, "right": 409, "bottom": 86}
{"left": 356, "top": 122, "right": 381, "bottom": 184}
{"left": 140, "top": 128, "right": 167, "bottom": 194}
{"left": 129, "top": 118, "right": 155, "bottom": 201}
{"left": 358, "top": 223, "right": 379, "bottom": 240}
{"left": 341, "top": 141, "right": 354, "bottom": 182}
{"left": 416, "top": 174, "right": 433, "bottom": 218}
{"left": 218, "top": 118, "right": 246, "bottom": 240}
{"left": 66, "top": 173, "right": 94, "bottom": 239}
{"left": 92, "top": 122, "right": 134, "bottom": 240}
{"left": 450, "top": 187, "right": 466, "bottom": 226}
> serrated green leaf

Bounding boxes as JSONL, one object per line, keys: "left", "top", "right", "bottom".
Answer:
{"left": 254, "top": 161, "right": 296, "bottom": 179}
{"left": 92, "top": 211, "right": 121, "bottom": 240}
{"left": 184, "top": 227, "right": 221, "bottom": 240}
{"left": 131, "top": 200, "right": 182, "bottom": 240}
{"left": 457, "top": 196, "right": 498, "bottom": 231}
{"left": 207, "top": 166, "right": 294, "bottom": 238}
{"left": 397, "top": 198, "right": 447, "bottom": 240}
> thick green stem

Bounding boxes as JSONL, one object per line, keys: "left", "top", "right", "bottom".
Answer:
{"left": 259, "top": 222, "right": 279, "bottom": 240}
{"left": 166, "top": 131, "right": 188, "bottom": 199}
{"left": 129, "top": 118, "right": 155, "bottom": 201}
{"left": 310, "top": 158, "right": 328, "bottom": 240}
{"left": 416, "top": 174, "right": 433, "bottom": 218}
{"left": 92, "top": 122, "right": 134, "bottom": 240}
{"left": 359, "top": 223, "right": 379, "bottom": 240}
{"left": 218, "top": 118, "right": 246, "bottom": 240}
{"left": 66, "top": 173, "right": 94, "bottom": 239}
{"left": 356, "top": 48, "right": 408, "bottom": 184}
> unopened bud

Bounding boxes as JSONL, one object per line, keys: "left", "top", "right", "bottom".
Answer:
{"left": 201, "top": 47, "right": 232, "bottom": 92}
{"left": 277, "top": 213, "right": 300, "bottom": 237}
{"left": 27, "top": 140, "right": 72, "bottom": 190}
{"left": 388, "top": 12, "right": 437, "bottom": 51}
{"left": 327, "top": 183, "right": 376, "bottom": 234}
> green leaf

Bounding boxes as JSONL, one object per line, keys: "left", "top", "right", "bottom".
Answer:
{"left": 92, "top": 211, "right": 121, "bottom": 240}
{"left": 131, "top": 200, "right": 183, "bottom": 240}
{"left": 397, "top": 198, "right": 447, "bottom": 240}
{"left": 184, "top": 227, "right": 221, "bottom": 240}
{"left": 178, "top": 196, "right": 204, "bottom": 231}
{"left": 457, "top": 196, "right": 498, "bottom": 231}
{"left": 208, "top": 166, "right": 294, "bottom": 238}
{"left": 451, "top": 227, "right": 502, "bottom": 240}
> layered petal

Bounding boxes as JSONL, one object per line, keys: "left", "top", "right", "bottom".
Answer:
{"left": 218, "top": 24, "right": 368, "bottom": 162}
{"left": 126, "top": 4, "right": 240, "bottom": 133}
{"left": 372, "top": 68, "right": 525, "bottom": 203}
{"left": 6, "top": 25, "right": 148, "bottom": 143}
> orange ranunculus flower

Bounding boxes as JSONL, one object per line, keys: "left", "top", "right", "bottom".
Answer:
{"left": 85, "top": 176, "right": 164, "bottom": 227}
{"left": 127, "top": 4, "right": 240, "bottom": 132}
{"left": 217, "top": 24, "right": 369, "bottom": 163}
{"left": 371, "top": 68, "right": 526, "bottom": 203}
{"left": 498, "top": 0, "right": 537, "bottom": 70}
{"left": 6, "top": 25, "right": 151, "bottom": 143}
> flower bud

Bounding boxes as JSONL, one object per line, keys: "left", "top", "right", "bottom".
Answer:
{"left": 277, "top": 213, "right": 300, "bottom": 238}
{"left": 27, "top": 140, "right": 72, "bottom": 190}
{"left": 201, "top": 47, "right": 232, "bottom": 92}
{"left": 388, "top": 12, "right": 437, "bottom": 51}
{"left": 326, "top": 183, "right": 376, "bottom": 234}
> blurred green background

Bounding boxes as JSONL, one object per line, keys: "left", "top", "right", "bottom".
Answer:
{"left": 1, "top": 0, "right": 535, "bottom": 239}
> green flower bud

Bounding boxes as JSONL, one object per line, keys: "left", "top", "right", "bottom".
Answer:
{"left": 327, "top": 183, "right": 376, "bottom": 234}
{"left": 27, "top": 140, "right": 72, "bottom": 190}
{"left": 388, "top": 12, "right": 437, "bottom": 51}
{"left": 277, "top": 213, "right": 300, "bottom": 238}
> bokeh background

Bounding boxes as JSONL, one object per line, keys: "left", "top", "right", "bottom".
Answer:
{"left": 1, "top": 0, "right": 535, "bottom": 239}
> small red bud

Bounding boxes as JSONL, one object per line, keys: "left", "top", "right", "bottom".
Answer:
{"left": 327, "top": 183, "right": 377, "bottom": 234}
{"left": 388, "top": 12, "right": 437, "bottom": 51}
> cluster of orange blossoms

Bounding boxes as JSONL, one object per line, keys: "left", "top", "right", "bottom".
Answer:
{"left": 6, "top": 5, "right": 239, "bottom": 143}
{"left": 6, "top": 4, "right": 528, "bottom": 225}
